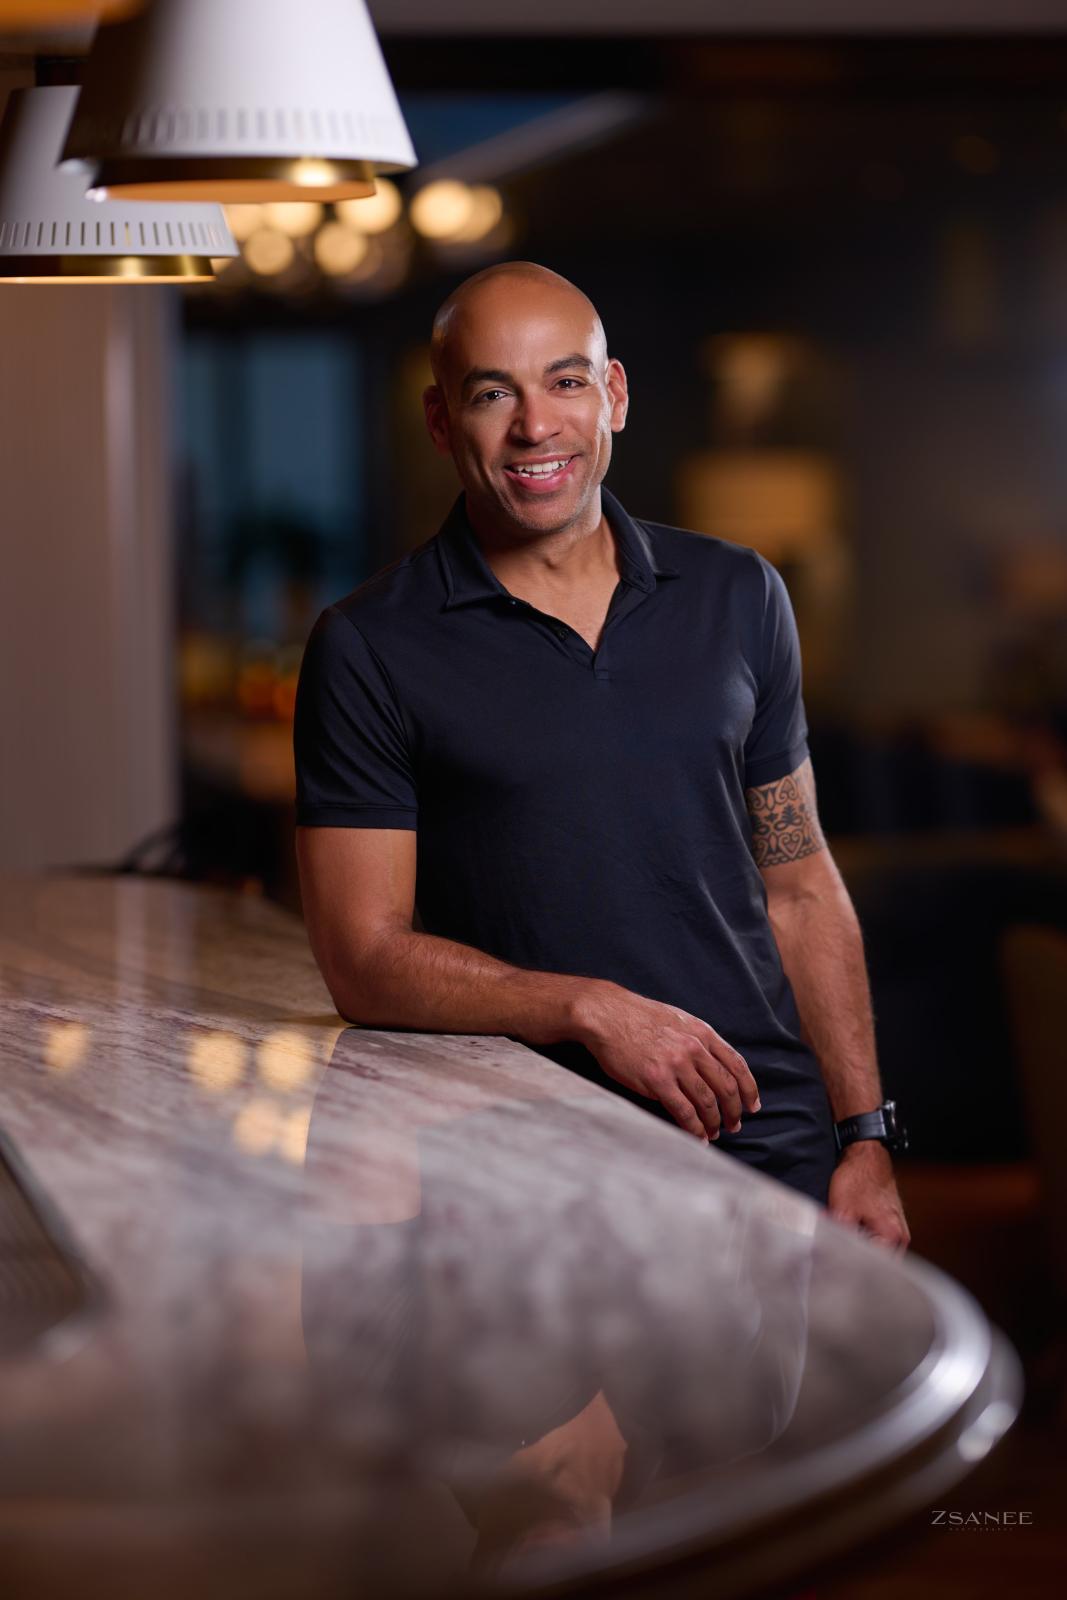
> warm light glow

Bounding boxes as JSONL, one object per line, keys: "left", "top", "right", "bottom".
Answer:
{"left": 334, "top": 178, "right": 403, "bottom": 234}
{"left": 279, "top": 1106, "right": 313, "bottom": 1166}
{"left": 179, "top": 632, "right": 233, "bottom": 706}
{"left": 450, "top": 184, "right": 504, "bottom": 244}
{"left": 243, "top": 226, "right": 294, "bottom": 276}
{"left": 233, "top": 1097, "right": 285, "bottom": 1157}
{"left": 188, "top": 1031, "right": 246, "bottom": 1094}
{"left": 293, "top": 158, "right": 348, "bottom": 190}
{"left": 98, "top": 165, "right": 376, "bottom": 205}
{"left": 236, "top": 659, "right": 277, "bottom": 713}
{"left": 273, "top": 673, "right": 299, "bottom": 721}
{"left": 262, "top": 200, "right": 324, "bottom": 237}
{"left": 231, "top": 1096, "right": 312, "bottom": 1163}
{"left": 223, "top": 203, "right": 265, "bottom": 241}
{"left": 313, "top": 219, "right": 369, "bottom": 276}
{"left": 314, "top": 235, "right": 391, "bottom": 292}
{"left": 0, "top": 2, "right": 140, "bottom": 18}
{"left": 676, "top": 450, "right": 840, "bottom": 565}
{"left": 43, "top": 1022, "right": 90, "bottom": 1076}
{"left": 409, "top": 179, "right": 475, "bottom": 240}
{"left": 256, "top": 1030, "right": 314, "bottom": 1093}
{"left": 0, "top": 257, "right": 217, "bottom": 285}
{"left": 704, "top": 333, "right": 801, "bottom": 429}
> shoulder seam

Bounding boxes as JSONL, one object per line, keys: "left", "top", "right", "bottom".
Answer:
{"left": 633, "top": 515, "right": 770, "bottom": 565}
{"left": 331, "top": 609, "right": 417, "bottom": 753}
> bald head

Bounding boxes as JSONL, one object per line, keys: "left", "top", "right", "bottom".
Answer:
{"left": 429, "top": 261, "right": 607, "bottom": 391}
{"left": 422, "top": 259, "right": 628, "bottom": 539}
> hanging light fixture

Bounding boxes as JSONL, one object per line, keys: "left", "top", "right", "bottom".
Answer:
{"left": 0, "top": 87, "right": 237, "bottom": 283}
{"left": 0, "top": 2, "right": 141, "bottom": 20}
{"left": 60, "top": 0, "right": 417, "bottom": 203}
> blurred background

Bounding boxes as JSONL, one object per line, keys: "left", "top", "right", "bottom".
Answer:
{"left": 2, "top": 6, "right": 1067, "bottom": 1589}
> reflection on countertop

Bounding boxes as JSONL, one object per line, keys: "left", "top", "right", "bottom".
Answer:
{"left": 0, "top": 874, "right": 1020, "bottom": 1600}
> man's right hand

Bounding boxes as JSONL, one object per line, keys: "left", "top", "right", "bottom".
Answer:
{"left": 571, "top": 981, "right": 760, "bottom": 1142}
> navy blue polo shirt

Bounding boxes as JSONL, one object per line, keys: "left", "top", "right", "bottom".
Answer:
{"left": 294, "top": 487, "right": 836, "bottom": 1201}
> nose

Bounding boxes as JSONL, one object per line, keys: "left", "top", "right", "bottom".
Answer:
{"left": 510, "top": 388, "right": 562, "bottom": 445}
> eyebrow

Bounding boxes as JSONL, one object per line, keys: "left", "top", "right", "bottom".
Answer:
{"left": 460, "top": 353, "right": 595, "bottom": 395}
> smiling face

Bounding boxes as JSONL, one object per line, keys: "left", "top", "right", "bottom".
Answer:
{"left": 423, "top": 267, "right": 629, "bottom": 542}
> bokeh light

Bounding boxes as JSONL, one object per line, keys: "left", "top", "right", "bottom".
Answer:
{"left": 410, "top": 179, "right": 476, "bottom": 240}
{"left": 291, "top": 158, "right": 349, "bottom": 189}
{"left": 262, "top": 201, "right": 325, "bottom": 238}
{"left": 188, "top": 1031, "right": 246, "bottom": 1094}
{"left": 43, "top": 1022, "right": 90, "bottom": 1076}
{"left": 243, "top": 227, "right": 295, "bottom": 276}
{"left": 256, "top": 1029, "right": 315, "bottom": 1093}
{"left": 314, "top": 220, "right": 370, "bottom": 276}
{"left": 223, "top": 204, "right": 265, "bottom": 242}
{"left": 232, "top": 1097, "right": 285, "bottom": 1157}
{"left": 450, "top": 185, "right": 504, "bottom": 244}
{"left": 279, "top": 1106, "right": 313, "bottom": 1166}
{"left": 334, "top": 178, "right": 403, "bottom": 234}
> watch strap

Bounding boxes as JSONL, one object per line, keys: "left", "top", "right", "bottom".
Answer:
{"left": 833, "top": 1100, "right": 907, "bottom": 1156}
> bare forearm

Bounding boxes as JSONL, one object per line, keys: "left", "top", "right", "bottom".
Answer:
{"left": 300, "top": 833, "right": 761, "bottom": 1141}
{"left": 767, "top": 869, "right": 884, "bottom": 1121}
{"left": 324, "top": 926, "right": 598, "bottom": 1047}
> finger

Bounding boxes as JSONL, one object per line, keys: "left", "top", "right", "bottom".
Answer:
{"left": 886, "top": 1219, "right": 911, "bottom": 1253}
{"left": 689, "top": 1050, "right": 743, "bottom": 1131}
{"left": 692, "top": 1026, "right": 760, "bottom": 1111}
{"left": 866, "top": 1212, "right": 910, "bottom": 1251}
{"left": 837, "top": 1211, "right": 907, "bottom": 1251}
{"left": 659, "top": 1091, "right": 712, "bottom": 1143}
{"left": 679, "top": 1072, "right": 724, "bottom": 1141}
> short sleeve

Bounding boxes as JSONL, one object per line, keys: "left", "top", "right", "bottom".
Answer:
{"left": 294, "top": 606, "right": 418, "bottom": 828}
{"left": 741, "top": 556, "right": 810, "bottom": 789}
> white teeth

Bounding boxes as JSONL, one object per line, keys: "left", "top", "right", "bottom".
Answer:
{"left": 512, "top": 458, "right": 569, "bottom": 476}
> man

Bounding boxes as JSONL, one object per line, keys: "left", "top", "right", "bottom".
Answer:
{"left": 294, "top": 260, "right": 909, "bottom": 1247}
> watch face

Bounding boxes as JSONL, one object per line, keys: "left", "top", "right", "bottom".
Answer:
{"left": 883, "top": 1103, "right": 908, "bottom": 1154}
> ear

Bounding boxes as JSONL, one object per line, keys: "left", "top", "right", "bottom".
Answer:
{"left": 605, "top": 358, "right": 629, "bottom": 433}
{"left": 423, "top": 384, "right": 452, "bottom": 456}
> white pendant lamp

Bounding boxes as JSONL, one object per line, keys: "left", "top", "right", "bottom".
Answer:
{"left": 0, "top": 87, "right": 237, "bottom": 283}
{"left": 0, "top": 3, "right": 141, "bottom": 20}
{"left": 61, "top": 0, "right": 417, "bottom": 203}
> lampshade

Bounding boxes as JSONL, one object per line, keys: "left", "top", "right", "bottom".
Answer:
{"left": 0, "top": 88, "right": 237, "bottom": 282}
{"left": 61, "top": 0, "right": 417, "bottom": 202}
{"left": 0, "top": 2, "right": 140, "bottom": 19}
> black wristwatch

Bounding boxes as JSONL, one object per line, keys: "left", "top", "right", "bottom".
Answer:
{"left": 833, "top": 1099, "right": 908, "bottom": 1157}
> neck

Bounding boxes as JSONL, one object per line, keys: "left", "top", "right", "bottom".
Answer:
{"left": 465, "top": 488, "right": 619, "bottom": 591}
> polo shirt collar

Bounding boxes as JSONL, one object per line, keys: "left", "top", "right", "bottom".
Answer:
{"left": 437, "top": 486, "right": 680, "bottom": 611}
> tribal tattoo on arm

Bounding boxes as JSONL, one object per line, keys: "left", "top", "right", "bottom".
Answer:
{"left": 744, "top": 757, "right": 827, "bottom": 868}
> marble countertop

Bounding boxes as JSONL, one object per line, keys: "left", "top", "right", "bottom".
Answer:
{"left": 0, "top": 873, "right": 1020, "bottom": 1600}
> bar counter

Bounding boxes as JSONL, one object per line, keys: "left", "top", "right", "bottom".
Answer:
{"left": 0, "top": 874, "right": 1020, "bottom": 1599}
